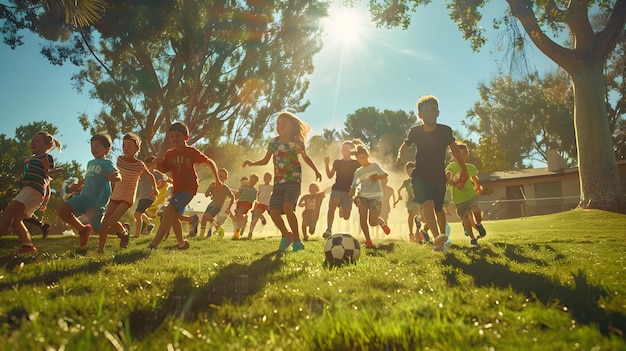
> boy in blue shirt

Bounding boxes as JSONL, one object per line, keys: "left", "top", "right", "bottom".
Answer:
{"left": 57, "top": 134, "right": 121, "bottom": 248}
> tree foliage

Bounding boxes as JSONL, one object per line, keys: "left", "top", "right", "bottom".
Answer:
{"left": 341, "top": 107, "right": 416, "bottom": 160}
{"left": 367, "top": 0, "right": 626, "bottom": 211}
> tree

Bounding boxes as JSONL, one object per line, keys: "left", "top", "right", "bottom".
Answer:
{"left": 368, "top": 0, "right": 626, "bottom": 212}
{"left": 464, "top": 71, "right": 577, "bottom": 170}
{"left": 41, "top": 0, "right": 326, "bottom": 157}
{"left": 341, "top": 107, "right": 416, "bottom": 160}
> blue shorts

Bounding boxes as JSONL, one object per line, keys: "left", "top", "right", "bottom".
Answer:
{"left": 169, "top": 192, "right": 194, "bottom": 215}
{"left": 411, "top": 177, "right": 446, "bottom": 211}
{"left": 65, "top": 195, "right": 106, "bottom": 230}
{"left": 330, "top": 189, "right": 354, "bottom": 211}
{"left": 269, "top": 181, "right": 300, "bottom": 213}
{"left": 204, "top": 204, "right": 221, "bottom": 217}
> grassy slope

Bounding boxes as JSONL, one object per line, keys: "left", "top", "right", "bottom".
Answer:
{"left": 0, "top": 209, "right": 625, "bottom": 350}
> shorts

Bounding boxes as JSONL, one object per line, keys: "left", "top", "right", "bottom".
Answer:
{"left": 135, "top": 199, "right": 155, "bottom": 213}
{"left": 269, "top": 181, "right": 300, "bottom": 213}
{"left": 411, "top": 177, "right": 446, "bottom": 211}
{"left": 169, "top": 192, "right": 194, "bottom": 215}
{"left": 405, "top": 201, "right": 420, "bottom": 212}
{"left": 455, "top": 196, "right": 479, "bottom": 219}
{"left": 204, "top": 204, "right": 221, "bottom": 217}
{"left": 14, "top": 187, "right": 44, "bottom": 217}
{"left": 65, "top": 195, "right": 106, "bottom": 230}
{"left": 303, "top": 215, "right": 318, "bottom": 229}
{"left": 253, "top": 203, "right": 269, "bottom": 213}
{"left": 354, "top": 196, "right": 381, "bottom": 212}
{"left": 108, "top": 199, "right": 133, "bottom": 209}
{"left": 236, "top": 201, "right": 253, "bottom": 214}
{"left": 330, "top": 189, "right": 354, "bottom": 211}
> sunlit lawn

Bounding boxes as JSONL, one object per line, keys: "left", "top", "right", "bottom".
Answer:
{"left": 1, "top": 209, "right": 625, "bottom": 350}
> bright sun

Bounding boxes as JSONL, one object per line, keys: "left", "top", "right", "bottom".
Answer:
{"left": 322, "top": 5, "right": 370, "bottom": 48}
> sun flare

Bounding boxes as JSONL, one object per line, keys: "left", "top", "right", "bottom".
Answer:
{"left": 322, "top": 5, "right": 370, "bottom": 48}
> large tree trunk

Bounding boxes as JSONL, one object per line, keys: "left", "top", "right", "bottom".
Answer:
{"left": 571, "top": 63, "right": 625, "bottom": 211}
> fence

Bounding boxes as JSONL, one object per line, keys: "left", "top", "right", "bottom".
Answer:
{"left": 479, "top": 196, "right": 580, "bottom": 220}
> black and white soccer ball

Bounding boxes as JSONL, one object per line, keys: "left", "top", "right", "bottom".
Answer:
{"left": 324, "top": 233, "right": 360, "bottom": 266}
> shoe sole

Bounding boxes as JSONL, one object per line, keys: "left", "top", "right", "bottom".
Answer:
{"left": 433, "top": 234, "right": 448, "bottom": 247}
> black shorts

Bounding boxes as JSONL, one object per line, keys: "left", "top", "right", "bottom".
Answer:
{"left": 412, "top": 177, "right": 446, "bottom": 211}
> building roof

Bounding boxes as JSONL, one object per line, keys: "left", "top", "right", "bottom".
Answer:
{"left": 478, "top": 159, "right": 626, "bottom": 183}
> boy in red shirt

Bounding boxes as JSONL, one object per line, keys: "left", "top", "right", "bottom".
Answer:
{"left": 148, "top": 122, "right": 221, "bottom": 250}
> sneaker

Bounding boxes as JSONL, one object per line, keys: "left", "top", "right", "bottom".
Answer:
{"left": 470, "top": 239, "right": 479, "bottom": 245}
{"left": 323, "top": 229, "right": 332, "bottom": 239}
{"left": 421, "top": 230, "right": 431, "bottom": 243}
{"left": 445, "top": 223, "right": 451, "bottom": 235}
{"left": 232, "top": 229, "right": 241, "bottom": 240}
{"left": 292, "top": 241, "right": 305, "bottom": 252}
{"left": 79, "top": 224, "right": 92, "bottom": 248}
{"left": 123, "top": 222, "right": 131, "bottom": 233}
{"left": 381, "top": 224, "right": 391, "bottom": 235}
{"left": 119, "top": 231, "right": 130, "bottom": 249}
{"left": 41, "top": 223, "right": 50, "bottom": 239}
{"left": 260, "top": 216, "right": 267, "bottom": 225}
{"left": 16, "top": 245, "right": 37, "bottom": 254}
{"left": 215, "top": 227, "right": 224, "bottom": 239}
{"left": 364, "top": 240, "right": 374, "bottom": 248}
{"left": 278, "top": 235, "right": 294, "bottom": 251}
{"left": 434, "top": 234, "right": 448, "bottom": 247}
{"left": 146, "top": 224, "right": 154, "bottom": 234}
{"left": 178, "top": 240, "right": 190, "bottom": 250}
{"left": 207, "top": 228, "right": 213, "bottom": 238}
{"left": 476, "top": 224, "right": 487, "bottom": 238}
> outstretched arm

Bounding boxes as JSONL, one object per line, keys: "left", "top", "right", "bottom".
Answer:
{"left": 243, "top": 150, "right": 272, "bottom": 168}
{"left": 324, "top": 157, "right": 335, "bottom": 179}
{"left": 301, "top": 150, "right": 322, "bottom": 182}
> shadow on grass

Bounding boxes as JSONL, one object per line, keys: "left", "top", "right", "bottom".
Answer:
{"left": 442, "top": 242, "right": 625, "bottom": 338}
{"left": 127, "top": 251, "right": 284, "bottom": 339}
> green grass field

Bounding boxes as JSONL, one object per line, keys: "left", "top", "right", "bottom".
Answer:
{"left": 1, "top": 209, "right": 625, "bottom": 350}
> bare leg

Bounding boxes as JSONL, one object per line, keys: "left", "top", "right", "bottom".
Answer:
{"left": 269, "top": 208, "right": 289, "bottom": 238}
{"left": 357, "top": 204, "right": 371, "bottom": 242}
{"left": 283, "top": 201, "right": 300, "bottom": 241}
{"left": 421, "top": 200, "right": 440, "bottom": 237}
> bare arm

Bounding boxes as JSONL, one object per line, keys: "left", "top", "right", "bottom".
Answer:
{"left": 324, "top": 157, "right": 335, "bottom": 178}
{"left": 301, "top": 151, "right": 322, "bottom": 182}
{"left": 449, "top": 142, "right": 468, "bottom": 186}
{"left": 243, "top": 150, "right": 272, "bottom": 167}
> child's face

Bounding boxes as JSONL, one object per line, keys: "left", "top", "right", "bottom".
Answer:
{"left": 91, "top": 140, "right": 109, "bottom": 159}
{"left": 309, "top": 184, "right": 318, "bottom": 194}
{"left": 418, "top": 102, "right": 439, "bottom": 126}
{"left": 341, "top": 143, "right": 353, "bottom": 158}
{"left": 356, "top": 152, "right": 369, "bottom": 167}
{"left": 249, "top": 175, "right": 259, "bottom": 185}
{"left": 122, "top": 139, "right": 139, "bottom": 157}
{"left": 168, "top": 130, "right": 187, "bottom": 149}
{"left": 30, "top": 134, "right": 49, "bottom": 155}
{"left": 263, "top": 173, "right": 272, "bottom": 183}
{"left": 276, "top": 116, "right": 292, "bottom": 138}
{"left": 218, "top": 170, "right": 228, "bottom": 182}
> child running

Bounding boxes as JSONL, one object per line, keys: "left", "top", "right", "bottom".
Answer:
{"left": 323, "top": 140, "right": 360, "bottom": 238}
{"left": 397, "top": 95, "right": 468, "bottom": 252}
{"left": 232, "top": 173, "right": 259, "bottom": 239}
{"left": 243, "top": 111, "right": 322, "bottom": 252}
{"left": 445, "top": 143, "right": 487, "bottom": 245}
{"left": 148, "top": 122, "right": 221, "bottom": 250}
{"left": 247, "top": 171, "right": 273, "bottom": 239}
{"left": 350, "top": 144, "right": 391, "bottom": 247}
{"left": 397, "top": 161, "right": 422, "bottom": 242}
{"left": 58, "top": 134, "right": 121, "bottom": 249}
{"left": 199, "top": 168, "right": 233, "bottom": 239}
{"left": 99, "top": 133, "right": 157, "bottom": 252}
{"left": 0, "top": 131, "right": 61, "bottom": 254}
{"left": 298, "top": 183, "right": 325, "bottom": 240}
{"left": 133, "top": 155, "right": 166, "bottom": 236}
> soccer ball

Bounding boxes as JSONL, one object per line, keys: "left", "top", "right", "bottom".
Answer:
{"left": 324, "top": 233, "right": 360, "bottom": 266}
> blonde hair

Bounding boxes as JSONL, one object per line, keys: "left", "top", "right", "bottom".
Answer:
{"left": 35, "top": 131, "right": 62, "bottom": 152}
{"left": 417, "top": 95, "right": 439, "bottom": 113}
{"left": 277, "top": 111, "right": 310, "bottom": 143}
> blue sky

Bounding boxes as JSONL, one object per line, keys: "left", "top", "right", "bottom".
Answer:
{"left": 0, "top": 1, "right": 558, "bottom": 168}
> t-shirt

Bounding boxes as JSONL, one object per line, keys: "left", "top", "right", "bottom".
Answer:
{"left": 111, "top": 156, "right": 145, "bottom": 204}
{"left": 158, "top": 146, "right": 211, "bottom": 194}
{"left": 404, "top": 124, "right": 455, "bottom": 183}
{"left": 21, "top": 153, "right": 54, "bottom": 197}
{"left": 401, "top": 178, "right": 414, "bottom": 203}
{"left": 351, "top": 163, "right": 386, "bottom": 201}
{"left": 445, "top": 162, "right": 479, "bottom": 204}
{"left": 332, "top": 159, "right": 360, "bottom": 192}
{"left": 257, "top": 183, "right": 273, "bottom": 205}
{"left": 238, "top": 185, "right": 258, "bottom": 203}
{"left": 267, "top": 138, "right": 304, "bottom": 184}
{"left": 136, "top": 169, "right": 163, "bottom": 201}
{"left": 81, "top": 157, "right": 119, "bottom": 208}
{"left": 301, "top": 192, "right": 325, "bottom": 219}
{"left": 208, "top": 182, "right": 233, "bottom": 207}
